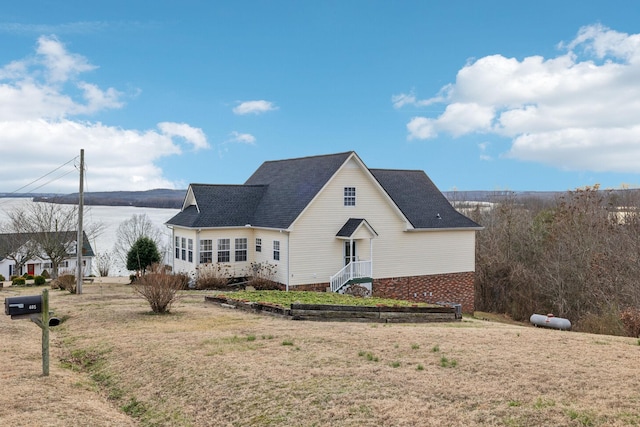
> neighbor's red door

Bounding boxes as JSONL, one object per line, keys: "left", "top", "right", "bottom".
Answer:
{"left": 27, "top": 264, "right": 35, "bottom": 275}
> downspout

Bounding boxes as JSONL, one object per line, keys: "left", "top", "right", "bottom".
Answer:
{"left": 286, "top": 230, "right": 290, "bottom": 292}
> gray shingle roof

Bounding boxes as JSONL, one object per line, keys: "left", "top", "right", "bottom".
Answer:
{"left": 370, "top": 169, "right": 481, "bottom": 229}
{"left": 167, "top": 151, "right": 480, "bottom": 231}
{"left": 244, "top": 151, "right": 353, "bottom": 228}
{"left": 167, "top": 185, "right": 267, "bottom": 228}
{"left": 336, "top": 218, "right": 378, "bottom": 237}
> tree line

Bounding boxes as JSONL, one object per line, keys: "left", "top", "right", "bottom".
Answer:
{"left": 464, "top": 186, "right": 640, "bottom": 336}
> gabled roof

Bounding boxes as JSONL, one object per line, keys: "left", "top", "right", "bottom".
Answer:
{"left": 370, "top": 169, "right": 481, "bottom": 229}
{"left": 168, "top": 152, "right": 353, "bottom": 229}
{"left": 336, "top": 218, "right": 378, "bottom": 238}
{"left": 166, "top": 151, "right": 480, "bottom": 231}
{"left": 244, "top": 151, "right": 353, "bottom": 228}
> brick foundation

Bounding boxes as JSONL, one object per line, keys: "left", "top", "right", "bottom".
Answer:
{"left": 373, "top": 272, "right": 475, "bottom": 313}
{"left": 287, "top": 272, "right": 475, "bottom": 314}
{"left": 292, "top": 282, "right": 330, "bottom": 292}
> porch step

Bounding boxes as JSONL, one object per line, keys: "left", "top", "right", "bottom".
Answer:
{"left": 344, "top": 277, "right": 372, "bottom": 285}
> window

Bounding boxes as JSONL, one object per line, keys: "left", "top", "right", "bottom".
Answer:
{"left": 344, "top": 187, "right": 356, "bottom": 206}
{"left": 175, "top": 236, "right": 180, "bottom": 259}
{"left": 200, "top": 239, "right": 213, "bottom": 264}
{"left": 217, "top": 238, "right": 230, "bottom": 263}
{"left": 188, "top": 239, "right": 193, "bottom": 263}
{"left": 255, "top": 238, "right": 262, "bottom": 252}
{"left": 235, "top": 238, "right": 247, "bottom": 262}
{"left": 181, "top": 237, "right": 187, "bottom": 261}
{"left": 273, "top": 240, "right": 280, "bottom": 261}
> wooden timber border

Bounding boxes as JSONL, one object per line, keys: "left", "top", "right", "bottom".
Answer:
{"left": 204, "top": 295, "right": 461, "bottom": 323}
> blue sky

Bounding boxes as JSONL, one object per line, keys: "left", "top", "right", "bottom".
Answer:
{"left": 1, "top": 1, "right": 640, "bottom": 194}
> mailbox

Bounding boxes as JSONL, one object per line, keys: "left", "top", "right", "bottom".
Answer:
{"left": 4, "top": 295, "right": 43, "bottom": 316}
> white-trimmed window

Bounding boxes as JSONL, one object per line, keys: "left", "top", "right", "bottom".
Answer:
{"left": 273, "top": 240, "right": 280, "bottom": 261}
{"left": 218, "top": 238, "right": 230, "bottom": 263}
{"left": 200, "top": 239, "right": 213, "bottom": 264}
{"left": 235, "top": 238, "right": 247, "bottom": 262}
{"left": 175, "top": 236, "right": 180, "bottom": 259}
{"left": 188, "top": 239, "right": 193, "bottom": 263}
{"left": 344, "top": 187, "right": 356, "bottom": 206}
{"left": 255, "top": 238, "right": 262, "bottom": 252}
{"left": 181, "top": 237, "right": 187, "bottom": 261}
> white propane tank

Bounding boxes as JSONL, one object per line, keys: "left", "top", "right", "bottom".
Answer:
{"left": 530, "top": 313, "right": 571, "bottom": 330}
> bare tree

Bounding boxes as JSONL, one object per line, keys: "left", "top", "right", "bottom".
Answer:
{"left": 473, "top": 186, "right": 640, "bottom": 335}
{"left": 113, "top": 214, "right": 168, "bottom": 267}
{"left": 95, "top": 251, "right": 113, "bottom": 277}
{"left": 6, "top": 201, "right": 103, "bottom": 279}
{"left": 0, "top": 225, "right": 39, "bottom": 277}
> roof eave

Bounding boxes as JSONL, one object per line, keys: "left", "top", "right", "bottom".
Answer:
{"left": 405, "top": 226, "right": 484, "bottom": 232}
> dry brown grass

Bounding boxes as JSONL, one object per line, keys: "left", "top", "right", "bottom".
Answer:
{"left": 1, "top": 280, "right": 640, "bottom": 426}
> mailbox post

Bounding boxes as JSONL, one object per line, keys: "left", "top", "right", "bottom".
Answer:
{"left": 4, "top": 289, "right": 57, "bottom": 376}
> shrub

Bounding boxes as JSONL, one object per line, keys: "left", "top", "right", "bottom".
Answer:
{"left": 620, "top": 307, "right": 640, "bottom": 338}
{"left": 576, "top": 306, "right": 626, "bottom": 336}
{"left": 23, "top": 274, "right": 34, "bottom": 280}
{"left": 0, "top": 274, "right": 5, "bottom": 282}
{"left": 58, "top": 274, "right": 77, "bottom": 293}
{"left": 12, "top": 277, "right": 26, "bottom": 287}
{"left": 133, "top": 264, "right": 183, "bottom": 314}
{"left": 41, "top": 270, "right": 50, "bottom": 279}
{"left": 196, "top": 263, "right": 231, "bottom": 290}
{"left": 246, "top": 262, "right": 281, "bottom": 290}
{"left": 34, "top": 275, "right": 46, "bottom": 286}
{"left": 343, "top": 284, "right": 371, "bottom": 297}
{"left": 174, "top": 272, "right": 191, "bottom": 290}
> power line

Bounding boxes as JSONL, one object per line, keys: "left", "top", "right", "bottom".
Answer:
{"left": 3, "top": 155, "right": 79, "bottom": 196}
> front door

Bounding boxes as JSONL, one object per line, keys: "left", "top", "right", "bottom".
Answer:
{"left": 27, "top": 264, "right": 35, "bottom": 276}
{"left": 344, "top": 241, "right": 356, "bottom": 266}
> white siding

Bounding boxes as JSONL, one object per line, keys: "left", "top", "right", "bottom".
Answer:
{"left": 288, "top": 157, "right": 475, "bottom": 286}
{"left": 170, "top": 227, "right": 289, "bottom": 286}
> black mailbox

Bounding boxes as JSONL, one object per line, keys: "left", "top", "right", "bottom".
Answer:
{"left": 4, "top": 295, "right": 43, "bottom": 316}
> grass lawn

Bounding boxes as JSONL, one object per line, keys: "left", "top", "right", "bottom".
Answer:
{"left": 217, "top": 290, "right": 437, "bottom": 307}
{"left": 1, "top": 280, "right": 639, "bottom": 427}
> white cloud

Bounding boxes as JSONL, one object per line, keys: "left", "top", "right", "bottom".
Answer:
{"left": 232, "top": 100, "right": 278, "bottom": 115}
{"left": 397, "top": 24, "right": 640, "bottom": 174}
{"left": 228, "top": 131, "right": 256, "bottom": 145}
{"left": 0, "top": 36, "right": 209, "bottom": 192}
{"left": 158, "top": 122, "right": 209, "bottom": 150}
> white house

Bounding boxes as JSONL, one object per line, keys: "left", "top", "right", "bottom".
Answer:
{"left": 166, "top": 152, "right": 481, "bottom": 312}
{"left": 0, "top": 231, "right": 94, "bottom": 279}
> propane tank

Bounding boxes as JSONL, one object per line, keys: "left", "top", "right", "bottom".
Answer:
{"left": 530, "top": 313, "right": 571, "bottom": 330}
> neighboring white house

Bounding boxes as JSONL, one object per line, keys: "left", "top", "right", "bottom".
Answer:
{"left": 0, "top": 231, "right": 94, "bottom": 279}
{"left": 166, "top": 151, "right": 482, "bottom": 312}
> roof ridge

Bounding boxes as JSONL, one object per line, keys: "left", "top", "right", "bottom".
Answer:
{"left": 260, "top": 151, "right": 354, "bottom": 165}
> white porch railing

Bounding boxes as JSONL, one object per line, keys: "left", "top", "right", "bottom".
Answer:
{"left": 330, "top": 260, "right": 372, "bottom": 293}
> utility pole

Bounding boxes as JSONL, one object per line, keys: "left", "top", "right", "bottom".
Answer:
{"left": 76, "top": 149, "right": 84, "bottom": 294}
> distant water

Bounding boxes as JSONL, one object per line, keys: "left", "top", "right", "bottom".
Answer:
{"left": 0, "top": 198, "right": 179, "bottom": 276}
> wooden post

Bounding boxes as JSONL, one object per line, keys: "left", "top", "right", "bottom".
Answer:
{"left": 30, "top": 289, "right": 50, "bottom": 376}
{"left": 42, "top": 289, "right": 49, "bottom": 376}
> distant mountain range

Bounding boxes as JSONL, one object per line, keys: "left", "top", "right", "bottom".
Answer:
{"left": 2, "top": 187, "right": 637, "bottom": 209}
{"left": 29, "top": 189, "right": 187, "bottom": 209}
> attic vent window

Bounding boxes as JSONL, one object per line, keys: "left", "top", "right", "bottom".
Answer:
{"left": 344, "top": 187, "right": 356, "bottom": 206}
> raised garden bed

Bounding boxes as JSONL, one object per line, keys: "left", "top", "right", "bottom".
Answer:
{"left": 204, "top": 295, "right": 460, "bottom": 323}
